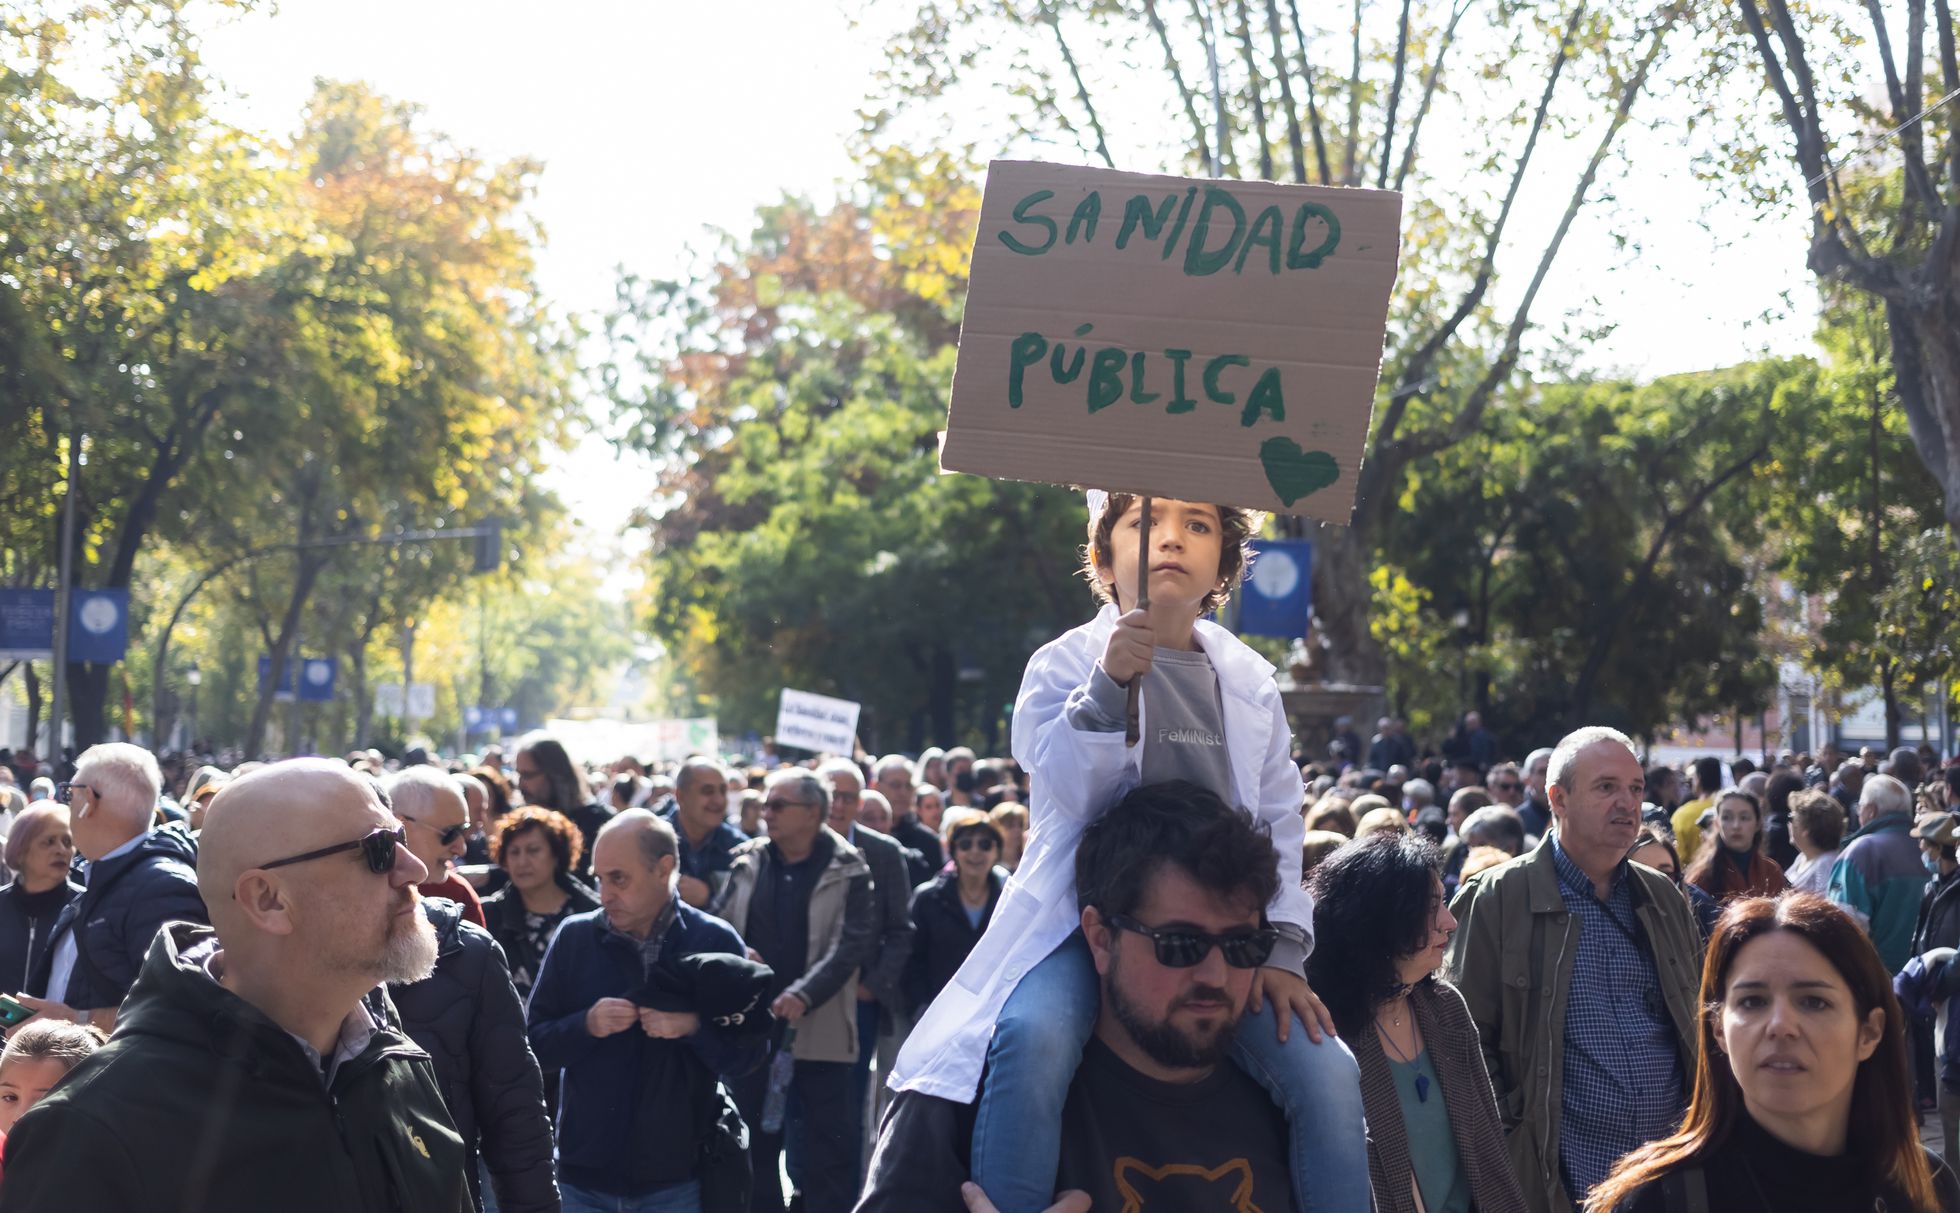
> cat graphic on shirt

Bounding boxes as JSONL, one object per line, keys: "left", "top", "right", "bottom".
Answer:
{"left": 1112, "top": 1157, "right": 1265, "bottom": 1213}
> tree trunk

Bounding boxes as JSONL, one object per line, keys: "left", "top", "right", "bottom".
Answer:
{"left": 64, "top": 663, "right": 108, "bottom": 752}
{"left": 1309, "top": 521, "right": 1387, "bottom": 698}
{"left": 244, "top": 554, "right": 329, "bottom": 757}
{"left": 1882, "top": 658, "right": 1902, "bottom": 752}
{"left": 929, "top": 645, "right": 957, "bottom": 750}
{"left": 24, "top": 662, "right": 42, "bottom": 752}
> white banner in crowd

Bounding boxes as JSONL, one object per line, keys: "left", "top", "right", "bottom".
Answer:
{"left": 544, "top": 717, "right": 722, "bottom": 767}
{"left": 774, "top": 689, "right": 861, "bottom": 756}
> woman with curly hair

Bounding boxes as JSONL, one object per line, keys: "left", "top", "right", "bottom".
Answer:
{"left": 1587, "top": 892, "right": 1960, "bottom": 1212}
{"left": 1308, "top": 831, "right": 1526, "bottom": 1213}
{"left": 479, "top": 807, "right": 599, "bottom": 1001}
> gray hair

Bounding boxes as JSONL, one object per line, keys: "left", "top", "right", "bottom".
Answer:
{"left": 675, "top": 756, "right": 728, "bottom": 792}
{"left": 1402, "top": 778, "right": 1435, "bottom": 808}
{"left": 595, "top": 808, "right": 678, "bottom": 875}
{"left": 872, "top": 754, "right": 913, "bottom": 785}
{"left": 764, "top": 769, "right": 830, "bottom": 815}
{"left": 73, "top": 743, "right": 161, "bottom": 816}
{"left": 1460, "top": 805, "right": 1528, "bottom": 856}
{"left": 1525, "top": 747, "right": 1554, "bottom": 775}
{"left": 1859, "top": 773, "right": 1912, "bottom": 821}
{"left": 1547, "top": 727, "right": 1637, "bottom": 793}
{"left": 814, "top": 757, "right": 865, "bottom": 789}
{"left": 384, "top": 765, "right": 463, "bottom": 821}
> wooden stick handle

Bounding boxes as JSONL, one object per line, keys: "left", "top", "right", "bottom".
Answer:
{"left": 1125, "top": 495, "right": 1153, "bottom": 747}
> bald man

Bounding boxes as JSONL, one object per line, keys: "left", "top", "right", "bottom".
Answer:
{"left": 0, "top": 759, "right": 473, "bottom": 1213}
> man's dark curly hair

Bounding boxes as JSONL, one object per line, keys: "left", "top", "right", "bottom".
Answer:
{"left": 1305, "top": 831, "right": 1445, "bottom": 1038}
{"left": 1080, "top": 493, "right": 1257, "bottom": 616}
{"left": 1076, "top": 780, "right": 1279, "bottom": 918}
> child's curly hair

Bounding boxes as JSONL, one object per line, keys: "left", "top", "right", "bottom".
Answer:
{"left": 1079, "top": 492, "right": 1258, "bottom": 616}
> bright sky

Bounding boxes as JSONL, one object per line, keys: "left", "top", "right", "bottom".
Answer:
{"left": 199, "top": 1, "right": 1820, "bottom": 600}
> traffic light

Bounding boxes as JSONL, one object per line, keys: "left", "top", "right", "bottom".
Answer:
{"left": 472, "top": 522, "right": 502, "bottom": 574}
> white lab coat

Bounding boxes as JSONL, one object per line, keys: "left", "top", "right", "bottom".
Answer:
{"left": 889, "top": 603, "right": 1311, "bottom": 1102}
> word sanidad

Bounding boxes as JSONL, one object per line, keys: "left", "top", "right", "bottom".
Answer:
{"left": 997, "top": 185, "right": 1342, "bottom": 277}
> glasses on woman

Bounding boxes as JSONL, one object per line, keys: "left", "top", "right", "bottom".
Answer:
{"left": 1103, "top": 913, "right": 1279, "bottom": 969}
{"left": 953, "top": 835, "right": 998, "bottom": 853}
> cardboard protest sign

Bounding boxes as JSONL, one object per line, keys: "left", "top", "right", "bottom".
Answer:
{"left": 775, "top": 689, "right": 862, "bottom": 756}
{"left": 940, "top": 160, "right": 1402, "bottom": 523}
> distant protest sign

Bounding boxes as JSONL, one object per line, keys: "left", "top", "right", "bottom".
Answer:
{"left": 940, "top": 160, "right": 1402, "bottom": 523}
{"left": 775, "top": 689, "right": 862, "bottom": 756}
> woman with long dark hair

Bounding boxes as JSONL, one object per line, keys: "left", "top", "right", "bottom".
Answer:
{"left": 511, "top": 733, "right": 609, "bottom": 880}
{"left": 1309, "top": 832, "right": 1527, "bottom": 1213}
{"left": 1683, "top": 789, "right": 1788, "bottom": 903}
{"left": 1587, "top": 891, "right": 1960, "bottom": 1212}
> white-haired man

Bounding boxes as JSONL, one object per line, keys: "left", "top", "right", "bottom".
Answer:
{"left": 19, "top": 743, "right": 204, "bottom": 1031}
{"left": 1445, "top": 727, "right": 1701, "bottom": 1213}
{"left": 1827, "top": 771, "right": 1923, "bottom": 973}
{"left": 386, "top": 766, "right": 485, "bottom": 928}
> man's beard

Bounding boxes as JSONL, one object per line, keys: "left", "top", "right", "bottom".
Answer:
{"left": 371, "top": 897, "right": 439, "bottom": 984}
{"left": 1106, "top": 953, "right": 1240, "bottom": 1069}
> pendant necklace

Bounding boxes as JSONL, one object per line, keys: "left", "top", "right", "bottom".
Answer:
{"left": 1374, "top": 1006, "right": 1431, "bottom": 1102}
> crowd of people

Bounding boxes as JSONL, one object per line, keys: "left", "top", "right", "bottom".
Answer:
{"left": 0, "top": 490, "right": 1957, "bottom": 1212}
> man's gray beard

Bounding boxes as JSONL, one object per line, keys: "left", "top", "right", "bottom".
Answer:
{"left": 1105, "top": 952, "right": 1240, "bottom": 1069}
{"left": 374, "top": 908, "right": 439, "bottom": 984}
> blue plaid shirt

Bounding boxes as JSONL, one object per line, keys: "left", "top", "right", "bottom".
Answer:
{"left": 1551, "top": 835, "right": 1685, "bottom": 1204}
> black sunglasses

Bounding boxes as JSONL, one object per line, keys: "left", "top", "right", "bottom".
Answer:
{"left": 53, "top": 782, "right": 93, "bottom": 805}
{"left": 1104, "top": 913, "right": 1278, "bottom": 969}
{"left": 259, "top": 828, "right": 405, "bottom": 875}
{"left": 405, "top": 819, "right": 468, "bottom": 847}
{"left": 954, "top": 834, "right": 999, "bottom": 852}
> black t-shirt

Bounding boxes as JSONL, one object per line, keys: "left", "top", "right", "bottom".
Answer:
{"left": 1055, "top": 1037, "right": 1296, "bottom": 1213}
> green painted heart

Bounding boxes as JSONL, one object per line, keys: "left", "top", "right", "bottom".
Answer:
{"left": 1259, "top": 438, "right": 1339, "bottom": 506}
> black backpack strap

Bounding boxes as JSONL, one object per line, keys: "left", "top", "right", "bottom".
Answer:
{"left": 1657, "top": 1166, "right": 1710, "bottom": 1213}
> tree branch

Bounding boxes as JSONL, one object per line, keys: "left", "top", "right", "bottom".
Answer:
{"left": 1233, "top": 0, "right": 1275, "bottom": 178}
{"left": 1343, "top": 0, "right": 1364, "bottom": 184}
{"left": 1144, "top": 0, "right": 1215, "bottom": 167}
{"left": 1284, "top": 0, "right": 1335, "bottom": 183}
{"left": 1042, "top": 1, "right": 1116, "bottom": 168}
{"left": 1394, "top": 0, "right": 1474, "bottom": 192}
{"left": 1376, "top": 0, "right": 1415, "bottom": 188}
{"left": 1262, "top": 0, "right": 1308, "bottom": 181}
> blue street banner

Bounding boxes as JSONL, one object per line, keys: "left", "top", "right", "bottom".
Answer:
{"left": 1238, "top": 539, "right": 1313, "bottom": 638}
{"left": 298, "top": 657, "right": 337, "bottom": 702}
{"left": 498, "top": 707, "right": 519, "bottom": 730}
{"left": 0, "top": 589, "right": 54, "bottom": 661}
{"left": 464, "top": 705, "right": 484, "bottom": 730}
{"left": 68, "top": 589, "right": 130, "bottom": 663}
{"left": 257, "top": 656, "right": 296, "bottom": 701}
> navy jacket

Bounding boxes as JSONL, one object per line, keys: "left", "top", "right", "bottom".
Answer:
{"left": 30, "top": 825, "right": 205, "bottom": 1009}
{"left": 526, "top": 902, "right": 762, "bottom": 1197}
{"left": 391, "top": 898, "right": 558, "bottom": 1213}
{"left": 0, "top": 880, "right": 82, "bottom": 994}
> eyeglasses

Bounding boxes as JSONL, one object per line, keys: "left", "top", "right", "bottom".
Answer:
{"left": 53, "top": 782, "right": 93, "bottom": 805}
{"left": 404, "top": 818, "right": 468, "bottom": 847}
{"left": 259, "top": 828, "right": 406, "bottom": 875}
{"left": 1491, "top": 781, "right": 1521, "bottom": 793}
{"left": 1104, "top": 913, "right": 1278, "bottom": 969}
{"left": 954, "top": 835, "right": 998, "bottom": 852}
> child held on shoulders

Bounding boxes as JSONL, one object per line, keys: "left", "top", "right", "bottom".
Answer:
{"left": 890, "top": 490, "right": 1369, "bottom": 1213}
{"left": 0, "top": 1019, "right": 108, "bottom": 1179}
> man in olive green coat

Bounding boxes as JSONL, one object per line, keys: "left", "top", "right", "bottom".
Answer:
{"left": 0, "top": 759, "right": 471, "bottom": 1213}
{"left": 1445, "top": 727, "right": 1702, "bottom": 1213}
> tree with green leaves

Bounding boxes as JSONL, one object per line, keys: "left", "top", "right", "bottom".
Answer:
{"left": 860, "top": 0, "right": 1688, "bottom": 696}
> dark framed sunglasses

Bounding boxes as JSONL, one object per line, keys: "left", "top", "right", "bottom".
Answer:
{"left": 1104, "top": 913, "right": 1278, "bottom": 969}
{"left": 259, "top": 827, "right": 405, "bottom": 875}
{"left": 406, "top": 819, "right": 468, "bottom": 847}
{"left": 53, "top": 782, "right": 93, "bottom": 805}
{"left": 1491, "top": 781, "right": 1521, "bottom": 793}
{"left": 953, "top": 834, "right": 999, "bottom": 852}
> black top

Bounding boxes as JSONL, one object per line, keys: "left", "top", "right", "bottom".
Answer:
{"left": 1612, "top": 1111, "right": 1960, "bottom": 1212}
{"left": 1055, "top": 1038, "right": 1296, "bottom": 1213}
{"left": 0, "top": 880, "right": 81, "bottom": 993}
{"left": 745, "top": 833, "right": 834, "bottom": 1000}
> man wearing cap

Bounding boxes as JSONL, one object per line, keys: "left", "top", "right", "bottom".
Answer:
{"left": 527, "top": 809, "right": 764, "bottom": 1213}
{"left": 1908, "top": 809, "right": 1960, "bottom": 1127}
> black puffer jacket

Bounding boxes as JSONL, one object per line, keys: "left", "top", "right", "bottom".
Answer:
{"left": 391, "top": 898, "right": 559, "bottom": 1213}
{"left": 29, "top": 823, "right": 205, "bottom": 1009}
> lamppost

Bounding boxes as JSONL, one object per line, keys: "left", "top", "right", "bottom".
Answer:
{"left": 186, "top": 662, "right": 201, "bottom": 756}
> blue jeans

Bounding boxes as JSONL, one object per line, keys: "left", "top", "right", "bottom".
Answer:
{"left": 969, "top": 933, "right": 1370, "bottom": 1213}
{"left": 559, "top": 1179, "right": 702, "bottom": 1213}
